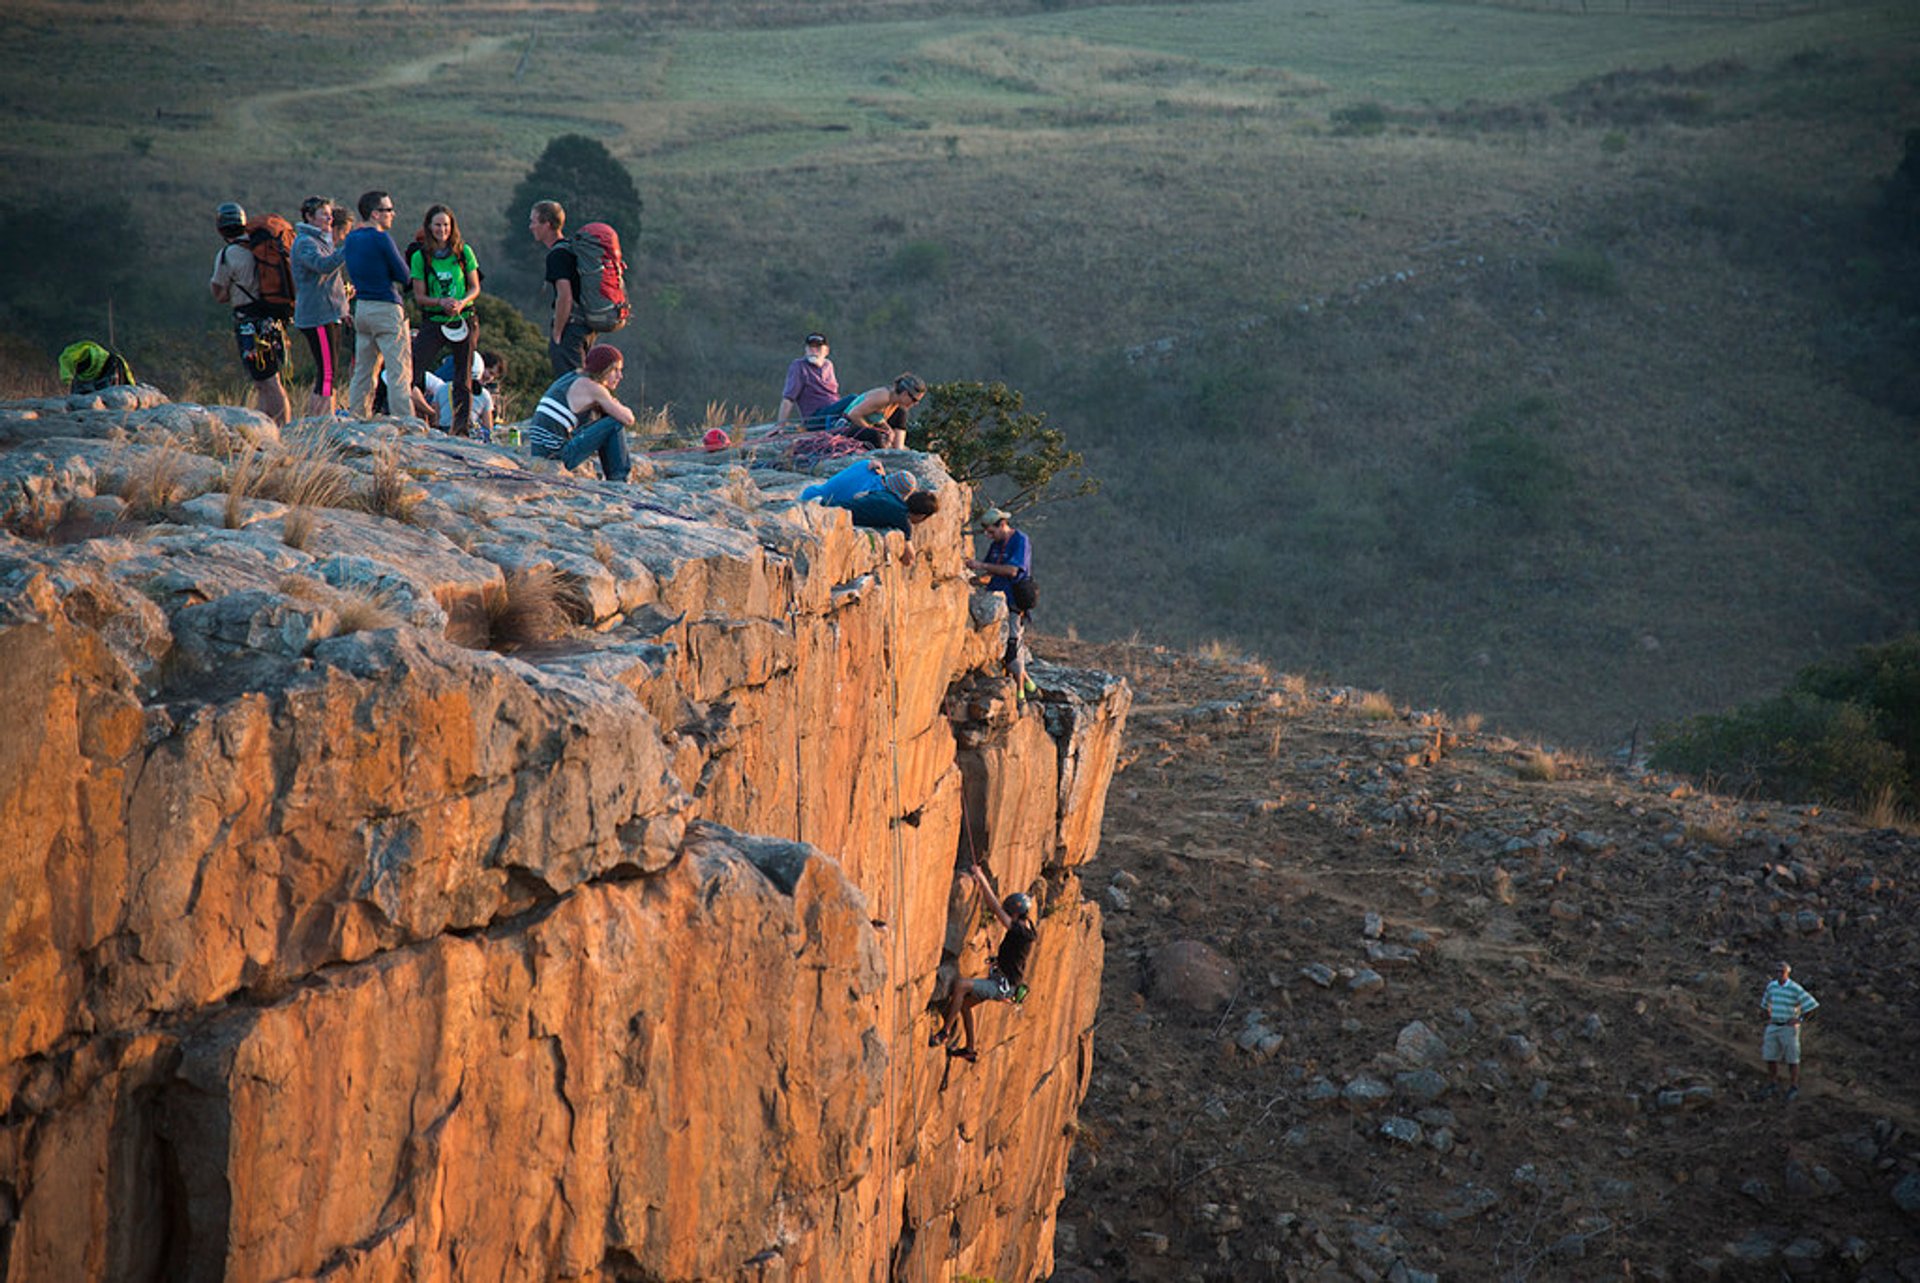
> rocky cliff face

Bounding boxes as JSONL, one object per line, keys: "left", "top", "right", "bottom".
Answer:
{"left": 0, "top": 389, "right": 1129, "bottom": 1282}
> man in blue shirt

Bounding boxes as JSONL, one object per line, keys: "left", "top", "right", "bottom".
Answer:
{"left": 967, "top": 507, "right": 1036, "bottom": 704}
{"left": 343, "top": 190, "right": 416, "bottom": 420}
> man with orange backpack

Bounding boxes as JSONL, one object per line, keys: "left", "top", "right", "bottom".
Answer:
{"left": 208, "top": 201, "right": 291, "bottom": 426}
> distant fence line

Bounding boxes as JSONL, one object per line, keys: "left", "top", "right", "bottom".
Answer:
{"left": 1442, "top": 0, "right": 1865, "bottom": 15}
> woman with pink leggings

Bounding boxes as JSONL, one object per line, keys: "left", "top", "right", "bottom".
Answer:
{"left": 290, "top": 196, "right": 351, "bottom": 417}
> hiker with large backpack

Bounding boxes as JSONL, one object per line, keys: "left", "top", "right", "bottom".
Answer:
{"left": 528, "top": 200, "right": 629, "bottom": 377}
{"left": 208, "top": 201, "right": 291, "bottom": 426}
{"left": 930, "top": 864, "right": 1038, "bottom": 1065}
{"left": 342, "top": 190, "right": 416, "bottom": 422}
{"left": 408, "top": 203, "right": 483, "bottom": 436}
{"left": 290, "top": 195, "right": 351, "bottom": 418}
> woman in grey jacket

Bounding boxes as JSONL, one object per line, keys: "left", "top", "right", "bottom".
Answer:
{"left": 290, "top": 196, "right": 351, "bottom": 418}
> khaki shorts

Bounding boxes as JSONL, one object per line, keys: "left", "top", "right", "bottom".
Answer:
{"left": 1762, "top": 1022, "right": 1801, "bottom": 1065}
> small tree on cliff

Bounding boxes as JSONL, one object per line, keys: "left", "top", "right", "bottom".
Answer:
{"left": 906, "top": 380, "right": 1097, "bottom": 517}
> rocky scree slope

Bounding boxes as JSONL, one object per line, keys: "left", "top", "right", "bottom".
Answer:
{"left": 0, "top": 386, "right": 1130, "bottom": 1283}
{"left": 1043, "top": 639, "right": 1920, "bottom": 1283}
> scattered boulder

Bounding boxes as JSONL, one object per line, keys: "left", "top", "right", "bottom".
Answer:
{"left": 1394, "top": 1020, "right": 1449, "bottom": 1068}
{"left": 1146, "top": 939, "right": 1240, "bottom": 1016}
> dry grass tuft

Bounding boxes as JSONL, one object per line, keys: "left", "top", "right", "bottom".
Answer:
{"left": 113, "top": 441, "right": 191, "bottom": 522}
{"left": 1355, "top": 690, "right": 1397, "bottom": 721}
{"left": 281, "top": 506, "right": 317, "bottom": 550}
{"left": 277, "top": 573, "right": 399, "bottom": 634}
{"left": 485, "top": 565, "right": 574, "bottom": 650}
{"left": 633, "top": 405, "right": 674, "bottom": 440}
{"left": 221, "top": 442, "right": 272, "bottom": 528}
{"left": 1515, "top": 746, "right": 1579, "bottom": 782}
{"left": 720, "top": 465, "right": 761, "bottom": 510}
{"left": 1279, "top": 672, "right": 1308, "bottom": 697}
{"left": 333, "top": 584, "right": 402, "bottom": 633}
{"left": 1458, "top": 711, "right": 1486, "bottom": 734}
{"left": 360, "top": 446, "right": 423, "bottom": 524}
{"left": 258, "top": 428, "right": 355, "bottom": 510}
{"left": 1194, "top": 638, "right": 1236, "bottom": 664}
{"left": 1684, "top": 815, "right": 1739, "bottom": 849}
{"left": 1858, "top": 784, "right": 1920, "bottom": 835}
{"left": 591, "top": 533, "right": 617, "bottom": 568}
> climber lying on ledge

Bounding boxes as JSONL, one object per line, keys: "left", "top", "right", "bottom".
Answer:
{"left": 930, "top": 864, "right": 1036, "bottom": 1063}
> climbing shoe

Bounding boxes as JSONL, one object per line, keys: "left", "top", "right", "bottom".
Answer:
{"left": 948, "top": 1046, "right": 978, "bottom": 1064}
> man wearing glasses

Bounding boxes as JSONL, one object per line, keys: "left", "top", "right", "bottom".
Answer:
{"left": 342, "top": 190, "right": 416, "bottom": 421}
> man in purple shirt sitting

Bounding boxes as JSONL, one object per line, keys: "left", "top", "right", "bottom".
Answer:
{"left": 343, "top": 189, "right": 416, "bottom": 420}
{"left": 774, "top": 332, "right": 839, "bottom": 429}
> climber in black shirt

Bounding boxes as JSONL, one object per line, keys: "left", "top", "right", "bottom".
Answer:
{"left": 930, "top": 864, "right": 1036, "bottom": 1063}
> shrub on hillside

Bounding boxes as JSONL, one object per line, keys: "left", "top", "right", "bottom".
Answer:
{"left": 1541, "top": 244, "right": 1619, "bottom": 296}
{"left": 907, "top": 380, "right": 1097, "bottom": 516}
{"left": 1453, "top": 396, "right": 1570, "bottom": 517}
{"left": 1651, "top": 634, "right": 1920, "bottom": 811}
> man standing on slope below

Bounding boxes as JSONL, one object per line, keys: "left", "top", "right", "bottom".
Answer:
{"left": 530, "top": 200, "right": 592, "bottom": 377}
{"left": 1760, "top": 959, "right": 1820, "bottom": 1101}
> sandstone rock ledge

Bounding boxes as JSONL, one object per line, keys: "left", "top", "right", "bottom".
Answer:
{"left": 0, "top": 396, "right": 1131, "bottom": 1283}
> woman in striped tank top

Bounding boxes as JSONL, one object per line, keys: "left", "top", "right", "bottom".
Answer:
{"left": 527, "top": 344, "right": 634, "bottom": 482}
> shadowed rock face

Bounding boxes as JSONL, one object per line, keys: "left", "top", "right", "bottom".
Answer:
{"left": 0, "top": 393, "right": 1129, "bottom": 1282}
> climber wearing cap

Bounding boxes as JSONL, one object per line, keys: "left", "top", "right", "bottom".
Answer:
{"left": 208, "top": 201, "right": 290, "bottom": 426}
{"left": 966, "top": 507, "right": 1037, "bottom": 704}
{"left": 527, "top": 344, "right": 635, "bottom": 482}
{"left": 930, "top": 864, "right": 1037, "bottom": 1064}
{"left": 774, "top": 332, "right": 840, "bottom": 430}
{"left": 408, "top": 204, "right": 483, "bottom": 436}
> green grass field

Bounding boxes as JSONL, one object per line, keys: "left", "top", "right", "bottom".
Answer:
{"left": 3, "top": 0, "right": 1917, "bottom": 743}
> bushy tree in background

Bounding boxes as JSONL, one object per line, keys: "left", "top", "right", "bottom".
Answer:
{"left": 907, "top": 380, "right": 1097, "bottom": 517}
{"left": 0, "top": 197, "right": 145, "bottom": 352}
{"left": 498, "top": 135, "right": 643, "bottom": 306}
{"left": 1651, "top": 633, "right": 1920, "bottom": 813}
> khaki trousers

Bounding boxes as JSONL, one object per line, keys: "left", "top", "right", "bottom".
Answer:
{"left": 347, "top": 300, "right": 413, "bottom": 420}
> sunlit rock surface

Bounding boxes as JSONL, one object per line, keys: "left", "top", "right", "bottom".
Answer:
{"left": 0, "top": 398, "right": 1128, "bottom": 1282}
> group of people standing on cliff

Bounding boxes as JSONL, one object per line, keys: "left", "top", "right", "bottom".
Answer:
{"left": 211, "top": 190, "right": 1040, "bottom": 1062}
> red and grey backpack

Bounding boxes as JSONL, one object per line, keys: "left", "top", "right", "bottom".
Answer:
{"left": 567, "top": 222, "right": 630, "bottom": 332}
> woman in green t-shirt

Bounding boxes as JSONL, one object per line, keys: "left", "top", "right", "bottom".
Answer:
{"left": 409, "top": 204, "right": 483, "bottom": 435}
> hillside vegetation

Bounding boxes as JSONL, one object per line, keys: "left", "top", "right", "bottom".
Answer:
{"left": 1, "top": 0, "right": 1916, "bottom": 743}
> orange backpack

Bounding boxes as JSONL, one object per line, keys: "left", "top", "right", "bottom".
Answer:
{"left": 239, "top": 214, "right": 297, "bottom": 319}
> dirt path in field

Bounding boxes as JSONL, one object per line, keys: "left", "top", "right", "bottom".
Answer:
{"left": 232, "top": 33, "right": 515, "bottom": 135}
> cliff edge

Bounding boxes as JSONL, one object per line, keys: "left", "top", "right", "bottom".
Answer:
{"left": 0, "top": 389, "right": 1130, "bottom": 1282}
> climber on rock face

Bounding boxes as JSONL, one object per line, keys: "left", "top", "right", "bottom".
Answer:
{"left": 930, "top": 864, "right": 1036, "bottom": 1063}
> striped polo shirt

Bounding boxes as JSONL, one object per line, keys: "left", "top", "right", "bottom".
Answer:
{"left": 1761, "top": 978, "right": 1819, "bottom": 1024}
